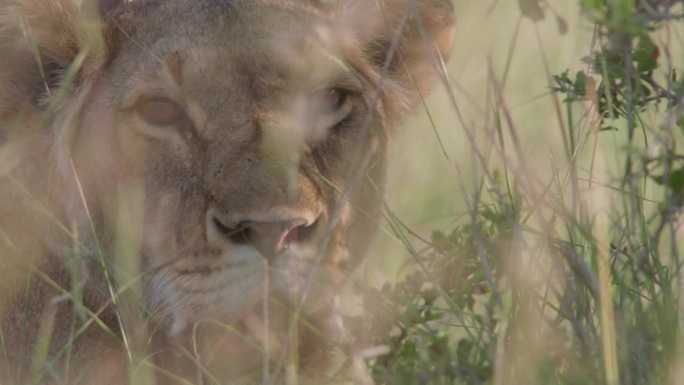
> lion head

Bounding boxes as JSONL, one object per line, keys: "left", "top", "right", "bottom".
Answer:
{"left": 0, "top": 0, "right": 454, "bottom": 383}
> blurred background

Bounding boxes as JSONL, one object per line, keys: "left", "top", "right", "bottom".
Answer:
{"left": 372, "top": 0, "right": 592, "bottom": 281}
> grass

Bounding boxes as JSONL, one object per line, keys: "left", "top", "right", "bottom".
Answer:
{"left": 3, "top": 0, "right": 684, "bottom": 384}
{"left": 356, "top": 0, "right": 684, "bottom": 384}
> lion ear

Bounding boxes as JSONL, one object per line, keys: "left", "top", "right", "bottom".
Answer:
{"left": 0, "top": 0, "right": 122, "bottom": 109}
{"left": 336, "top": 0, "right": 455, "bottom": 114}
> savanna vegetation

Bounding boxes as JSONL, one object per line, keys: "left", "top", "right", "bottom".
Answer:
{"left": 3, "top": 1, "right": 684, "bottom": 384}
{"left": 344, "top": 1, "right": 684, "bottom": 384}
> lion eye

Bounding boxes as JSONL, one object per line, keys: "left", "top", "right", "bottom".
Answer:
{"left": 316, "top": 88, "right": 348, "bottom": 114}
{"left": 136, "top": 97, "right": 182, "bottom": 126}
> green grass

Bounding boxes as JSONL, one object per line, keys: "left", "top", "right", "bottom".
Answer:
{"left": 358, "top": 1, "right": 684, "bottom": 384}
{"left": 4, "top": 1, "right": 684, "bottom": 384}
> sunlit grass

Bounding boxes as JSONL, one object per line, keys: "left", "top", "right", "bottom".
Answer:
{"left": 3, "top": 0, "right": 684, "bottom": 384}
{"left": 362, "top": 0, "right": 684, "bottom": 384}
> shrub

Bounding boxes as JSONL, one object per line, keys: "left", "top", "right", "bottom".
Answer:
{"left": 351, "top": 1, "right": 684, "bottom": 384}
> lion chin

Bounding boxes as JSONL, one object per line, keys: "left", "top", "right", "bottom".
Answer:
{"left": 0, "top": 0, "right": 454, "bottom": 384}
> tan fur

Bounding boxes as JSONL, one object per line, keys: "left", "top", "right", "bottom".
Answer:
{"left": 0, "top": 0, "right": 454, "bottom": 383}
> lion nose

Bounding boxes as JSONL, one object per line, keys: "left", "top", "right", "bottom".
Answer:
{"left": 241, "top": 219, "right": 307, "bottom": 258}
{"left": 211, "top": 215, "right": 310, "bottom": 259}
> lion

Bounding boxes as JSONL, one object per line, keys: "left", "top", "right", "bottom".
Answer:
{"left": 0, "top": 0, "right": 454, "bottom": 383}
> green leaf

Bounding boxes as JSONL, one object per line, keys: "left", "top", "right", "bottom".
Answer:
{"left": 456, "top": 339, "right": 474, "bottom": 361}
{"left": 635, "top": 35, "right": 659, "bottom": 73}
{"left": 574, "top": 71, "right": 587, "bottom": 96}
{"left": 677, "top": 115, "right": 684, "bottom": 136}
{"left": 610, "top": 0, "right": 634, "bottom": 23}
{"left": 581, "top": 0, "right": 605, "bottom": 19}
{"left": 423, "top": 309, "right": 446, "bottom": 322}
{"left": 651, "top": 168, "right": 684, "bottom": 192}
{"left": 519, "top": 0, "right": 544, "bottom": 21}
{"left": 556, "top": 15, "right": 568, "bottom": 35}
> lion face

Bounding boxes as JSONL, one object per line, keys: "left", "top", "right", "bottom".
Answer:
{"left": 79, "top": 0, "right": 393, "bottom": 362}
{"left": 0, "top": 0, "right": 454, "bottom": 382}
